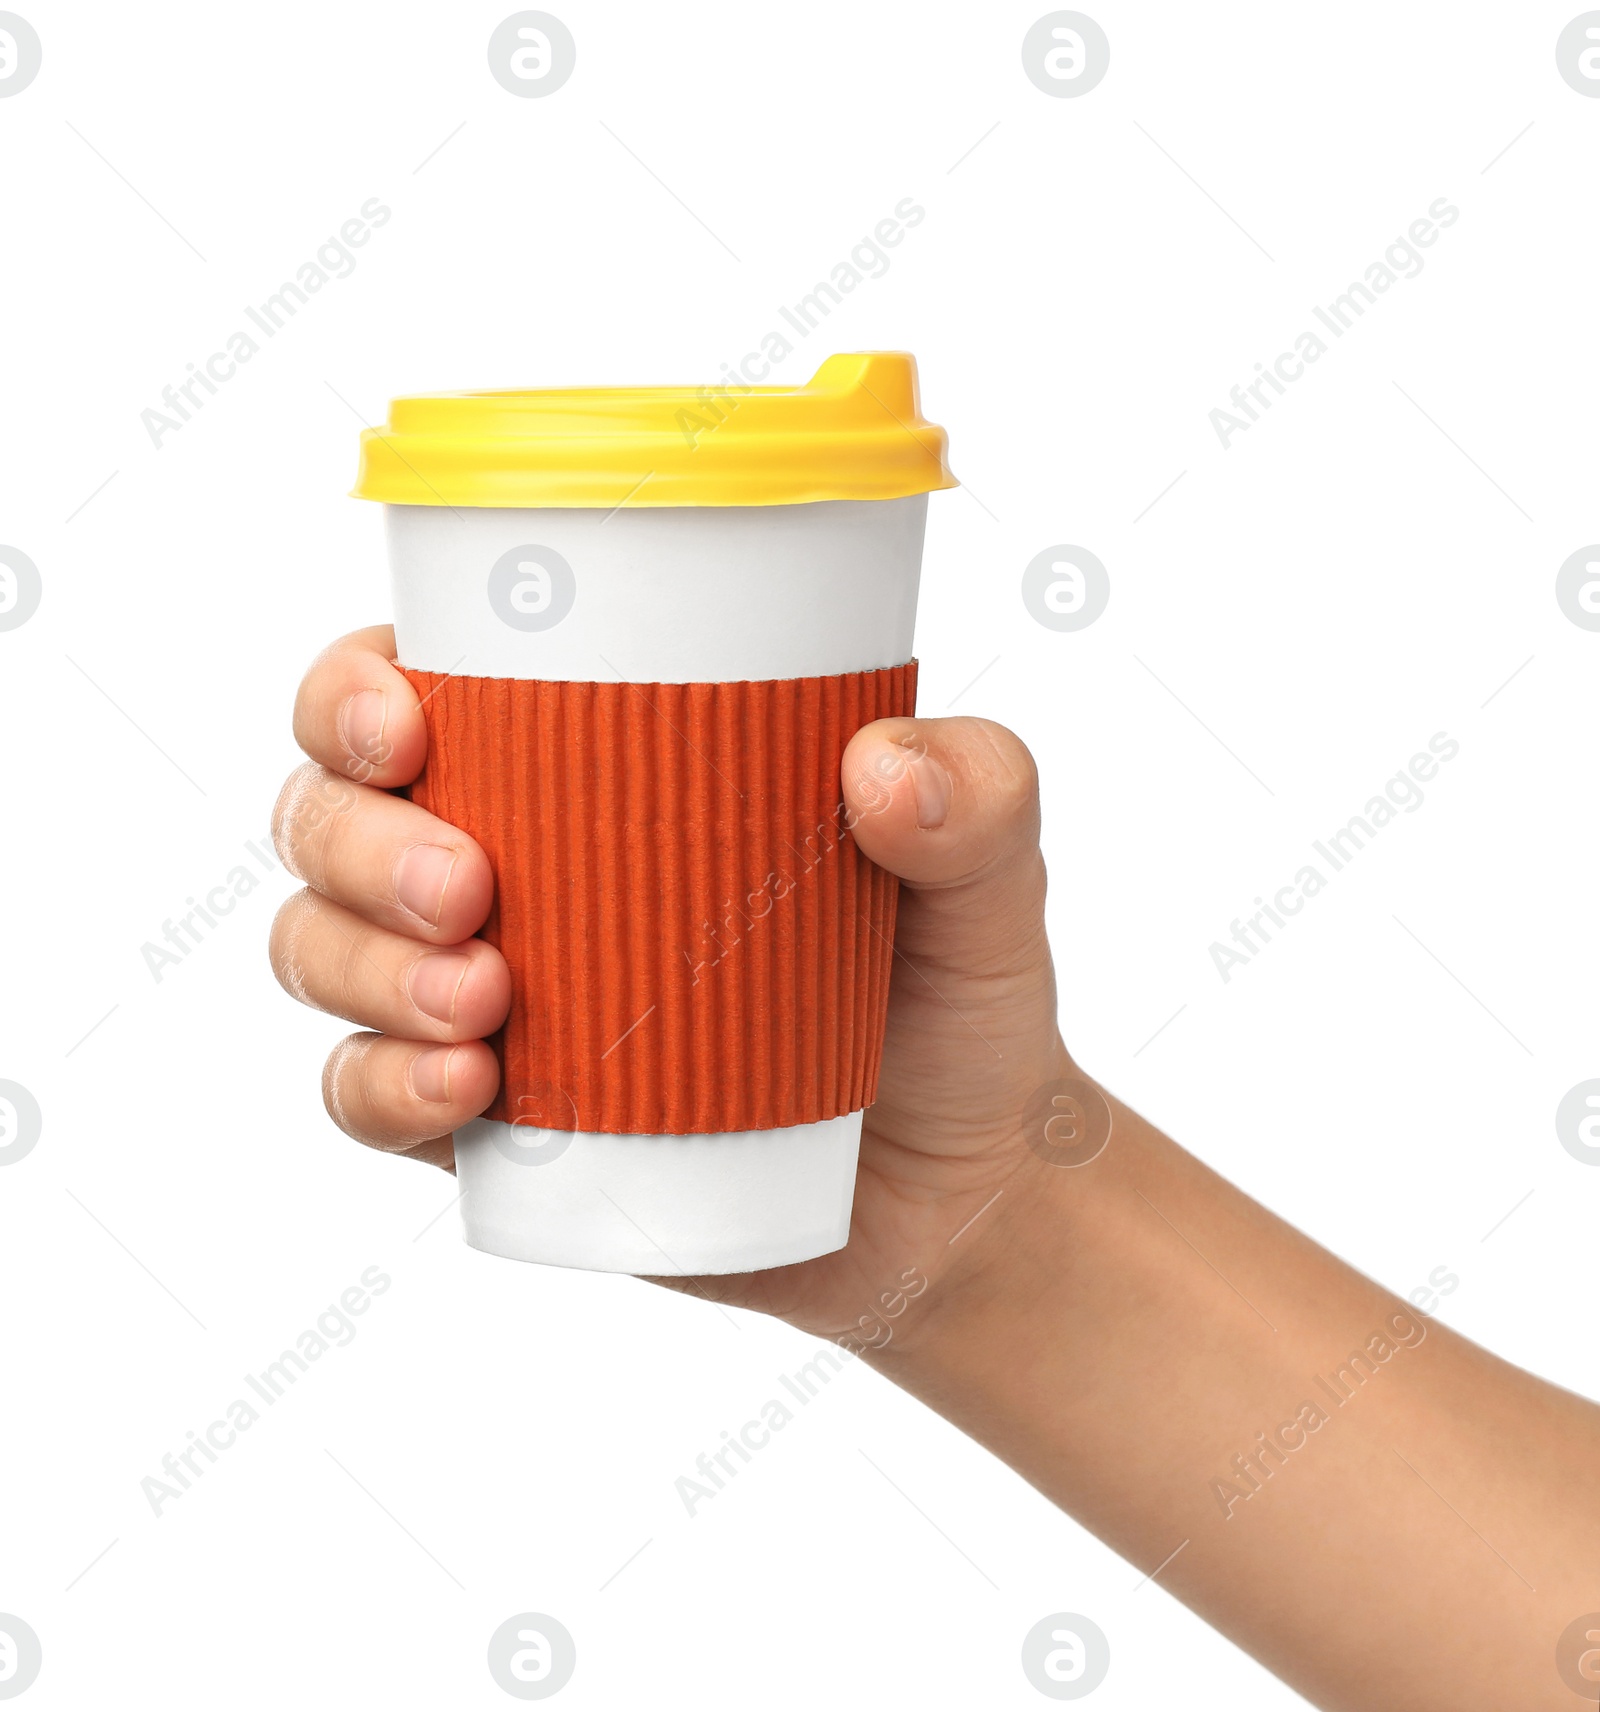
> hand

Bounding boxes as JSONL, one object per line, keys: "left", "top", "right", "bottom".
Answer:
{"left": 274, "top": 631, "right": 1600, "bottom": 1709}
{"left": 271, "top": 627, "right": 1067, "bottom": 1338}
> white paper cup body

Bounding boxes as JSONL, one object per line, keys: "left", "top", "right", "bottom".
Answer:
{"left": 387, "top": 498, "right": 926, "bottom": 1273}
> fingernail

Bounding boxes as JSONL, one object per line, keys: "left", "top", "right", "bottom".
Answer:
{"left": 408, "top": 1045, "right": 457, "bottom": 1103}
{"left": 394, "top": 844, "right": 458, "bottom": 927}
{"left": 337, "top": 689, "right": 388, "bottom": 776}
{"left": 408, "top": 952, "right": 471, "bottom": 1024}
{"left": 908, "top": 750, "right": 952, "bottom": 829}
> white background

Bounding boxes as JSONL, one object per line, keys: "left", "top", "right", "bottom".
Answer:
{"left": 3, "top": 1, "right": 1598, "bottom": 1705}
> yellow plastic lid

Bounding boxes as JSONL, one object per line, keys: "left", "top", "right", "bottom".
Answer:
{"left": 352, "top": 351, "right": 956, "bottom": 509}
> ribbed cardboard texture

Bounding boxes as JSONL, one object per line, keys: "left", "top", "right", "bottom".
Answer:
{"left": 402, "top": 663, "right": 918, "bottom": 1136}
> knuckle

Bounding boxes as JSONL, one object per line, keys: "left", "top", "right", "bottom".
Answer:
{"left": 322, "top": 1032, "right": 375, "bottom": 1136}
{"left": 268, "top": 890, "right": 323, "bottom": 1008}
{"left": 271, "top": 762, "right": 321, "bottom": 879}
{"left": 331, "top": 917, "right": 374, "bottom": 1013}
{"left": 972, "top": 720, "right": 1040, "bottom": 818}
{"left": 272, "top": 763, "right": 363, "bottom": 885}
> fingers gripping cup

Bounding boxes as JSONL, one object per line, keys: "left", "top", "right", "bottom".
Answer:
{"left": 353, "top": 353, "right": 955, "bottom": 1274}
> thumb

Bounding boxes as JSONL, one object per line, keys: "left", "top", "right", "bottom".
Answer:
{"left": 841, "top": 716, "right": 1050, "bottom": 976}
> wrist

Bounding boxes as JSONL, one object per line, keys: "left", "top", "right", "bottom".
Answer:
{"left": 861, "top": 1057, "right": 1117, "bottom": 1375}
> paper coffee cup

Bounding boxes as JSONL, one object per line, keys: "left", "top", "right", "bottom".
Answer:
{"left": 353, "top": 352, "right": 956, "bottom": 1274}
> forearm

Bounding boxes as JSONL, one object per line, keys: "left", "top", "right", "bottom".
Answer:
{"left": 874, "top": 1076, "right": 1600, "bottom": 1710}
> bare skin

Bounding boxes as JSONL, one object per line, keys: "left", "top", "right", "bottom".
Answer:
{"left": 273, "top": 626, "right": 1600, "bottom": 1710}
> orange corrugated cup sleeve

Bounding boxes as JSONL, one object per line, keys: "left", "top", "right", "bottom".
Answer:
{"left": 401, "top": 663, "right": 918, "bottom": 1136}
